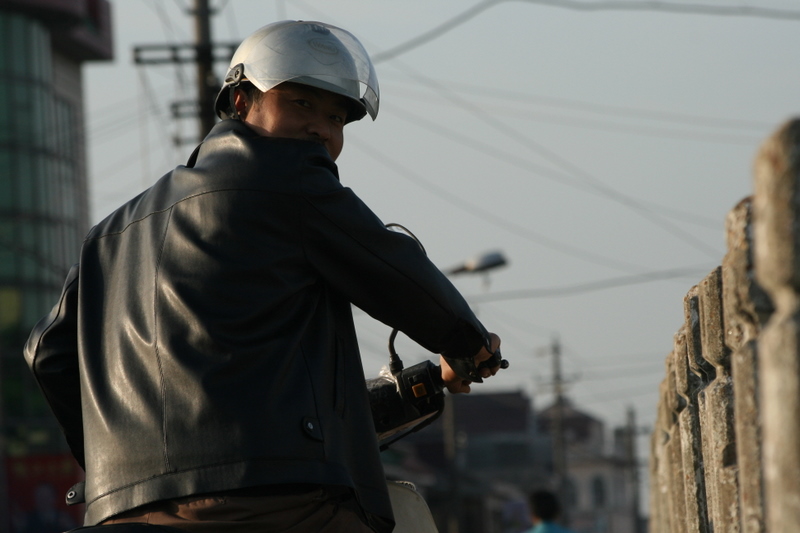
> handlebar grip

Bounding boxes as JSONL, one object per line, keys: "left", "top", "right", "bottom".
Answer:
{"left": 478, "top": 349, "right": 509, "bottom": 371}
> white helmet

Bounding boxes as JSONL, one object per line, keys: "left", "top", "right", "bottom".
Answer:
{"left": 215, "top": 20, "right": 379, "bottom": 123}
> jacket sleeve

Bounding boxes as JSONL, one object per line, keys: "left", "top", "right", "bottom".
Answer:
{"left": 23, "top": 264, "right": 85, "bottom": 469}
{"left": 298, "top": 167, "right": 490, "bottom": 362}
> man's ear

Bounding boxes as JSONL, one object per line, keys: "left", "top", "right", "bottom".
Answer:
{"left": 233, "top": 88, "right": 248, "bottom": 118}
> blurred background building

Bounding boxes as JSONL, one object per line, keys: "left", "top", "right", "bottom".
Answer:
{"left": 383, "top": 391, "right": 642, "bottom": 533}
{"left": 0, "top": 1, "right": 112, "bottom": 531}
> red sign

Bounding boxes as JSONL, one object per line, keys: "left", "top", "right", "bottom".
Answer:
{"left": 5, "top": 453, "right": 84, "bottom": 532}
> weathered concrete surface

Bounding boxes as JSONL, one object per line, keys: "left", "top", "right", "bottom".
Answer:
{"left": 674, "top": 328, "right": 710, "bottom": 533}
{"left": 753, "top": 118, "right": 800, "bottom": 532}
{"left": 664, "top": 351, "right": 687, "bottom": 533}
{"left": 697, "top": 267, "right": 739, "bottom": 532}
{"left": 723, "top": 198, "right": 771, "bottom": 533}
{"left": 652, "top": 378, "right": 673, "bottom": 533}
{"left": 685, "top": 287, "right": 715, "bottom": 531}
{"left": 649, "top": 118, "right": 800, "bottom": 533}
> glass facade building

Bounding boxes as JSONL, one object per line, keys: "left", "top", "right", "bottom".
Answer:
{"left": 0, "top": 1, "right": 112, "bottom": 530}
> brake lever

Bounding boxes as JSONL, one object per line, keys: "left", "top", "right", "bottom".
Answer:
{"left": 445, "top": 349, "right": 509, "bottom": 384}
{"left": 478, "top": 349, "right": 510, "bottom": 372}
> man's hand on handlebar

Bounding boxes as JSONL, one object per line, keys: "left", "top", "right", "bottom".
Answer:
{"left": 440, "top": 333, "right": 502, "bottom": 394}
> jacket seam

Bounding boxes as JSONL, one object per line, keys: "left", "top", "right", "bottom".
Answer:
{"left": 27, "top": 266, "right": 79, "bottom": 371}
{"left": 85, "top": 189, "right": 291, "bottom": 242}
{"left": 154, "top": 206, "right": 174, "bottom": 472}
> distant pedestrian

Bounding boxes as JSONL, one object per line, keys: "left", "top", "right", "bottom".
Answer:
{"left": 523, "top": 490, "right": 578, "bottom": 533}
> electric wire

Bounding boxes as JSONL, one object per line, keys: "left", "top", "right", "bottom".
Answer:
{"left": 136, "top": 68, "right": 177, "bottom": 189}
{"left": 138, "top": 69, "right": 153, "bottom": 191}
{"left": 145, "top": 0, "right": 192, "bottom": 125}
{"left": 579, "top": 365, "right": 666, "bottom": 381}
{"left": 221, "top": 0, "right": 240, "bottom": 41}
{"left": 466, "top": 266, "right": 711, "bottom": 302}
{"left": 391, "top": 87, "right": 764, "bottom": 147}
{"left": 348, "top": 134, "right": 654, "bottom": 273}
{"left": 482, "top": 302, "right": 557, "bottom": 337}
{"left": 388, "top": 61, "right": 725, "bottom": 259}
{"left": 170, "top": 0, "right": 191, "bottom": 16}
{"left": 288, "top": 0, "right": 335, "bottom": 22}
{"left": 372, "top": 0, "right": 800, "bottom": 63}
{"left": 383, "top": 75, "right": 774, "bottom": 133}
{"left": 534, "top": 344, "right": 662, "bottom": 409}
{"left": 383, "top": 101, "right": 724, "bottom": 232}
{"left": 148, "top": 0, "right": 188, "bottom": 41}
{"left": 571, "top": 381, "right": 660, "bottom": 403}
{"left": 578, "top": 356, "right": 670, "bottom": 369}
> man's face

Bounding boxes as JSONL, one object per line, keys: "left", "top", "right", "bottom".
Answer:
{"left": 241, "top": 82, "right": 350, "bottom": 161}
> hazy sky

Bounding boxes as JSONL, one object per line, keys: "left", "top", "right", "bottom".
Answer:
{"left": 83, "top": 0, "right": 800, "bottom": 482}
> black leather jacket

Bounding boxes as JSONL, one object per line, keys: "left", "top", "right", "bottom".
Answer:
{"left": 24, "top": 120, "right": 490, "bottom": 530}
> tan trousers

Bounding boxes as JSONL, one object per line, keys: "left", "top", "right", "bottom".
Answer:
{"left": 100, "top": 485, "right": 376, "bottom": 532}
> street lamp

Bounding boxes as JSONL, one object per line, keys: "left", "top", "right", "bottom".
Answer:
{"left": 445, "top": 250, "right": 508, "bottom": 276}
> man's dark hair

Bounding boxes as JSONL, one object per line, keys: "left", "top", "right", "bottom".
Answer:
{"left": 237, "top": 82, "right": 264, "bottom": 111}
{"left": 529, "top": 490, "right": 561, "bottom": 522}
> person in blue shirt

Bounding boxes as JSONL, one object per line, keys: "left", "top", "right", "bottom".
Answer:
{"left": 523, "top": 490, "right": 578, "bottom": 533}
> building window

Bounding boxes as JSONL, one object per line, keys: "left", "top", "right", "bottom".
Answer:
{"left": 592, "top": 475, "right": 606, "bottom": 509}
{"left": 494, "top": 442, "right": 530, "bottom": 467}
{"left": 565, "top": 477, "right": 579, "bottom": 509}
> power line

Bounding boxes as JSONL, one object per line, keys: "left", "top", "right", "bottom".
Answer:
{"left": 577, "top": 356, "right": 668, "bottom": 369}
{"left": 482, "top": 302, "right": 557, "bottom": 337}
{"left": 571, "top": 381, "right": 660, "bottom": 403}
{"left": 383, "top": 75, "right": 773, "bottom": 133}
{"left": 372, "top": 0, "right": 800, "bottom": 63}
{"left": 383, "top": 102, "right": 723, "bottom": 232}
{"left": 348, "top": 134, "right": 654, "bottom": 273}
{"left": 268, "top": 0, "right": 752, "bottom": 244}
{"left": 579, "top": 365, "right": 665, "bottom": 381}
{"left": 392, "top": 87, "right": 764, "bottom": 146}
{"left": 386, "top": 63, "right": 724, "bottom": 259}
{"left": 171, "top": 0, "right": 191, "bottom": 13}
{"left": 466, "top": 266, "right": 711, "bottom": 302}
{"left": 147, "top": 0, "right": 188, "bottom": 41}
{"left": 220, "top": 0, "right": 239, "bottom": 40}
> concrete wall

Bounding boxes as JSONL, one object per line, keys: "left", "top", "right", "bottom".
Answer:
{"left": 649, "top": 118, "right": 800, "bottom": 533}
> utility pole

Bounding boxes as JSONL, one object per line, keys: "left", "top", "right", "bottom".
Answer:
{"left": 192, "top": 0, "right": 217, "bottom": 138}
{"left": 443, "top": 395, "right": 460, "bottom": 533}
{"left": 133, "top": 2, "right": 238, "bottom": 145}
{"left": 626, "top": 406, "right": 643, "bottom": 533}
{"left": 549, "top": 336, "right": 570, "bottom": 527}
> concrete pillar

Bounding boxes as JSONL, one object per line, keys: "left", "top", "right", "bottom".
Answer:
{"left": 664, "top": 350, "right": 687, "bottom": 533}
{"left": 753, "top": 118, "right": 800, "bottom": 532}
{"left": 684, "top": 285, "right": 714, "bottom": 531}
{"left": 722, "top": 197, "right": 772, "bottom": 533}
{"left": 674, "top": 327, "right": 710, "bottom": 533}
{"left": 651, "top": 376, "right": 675, "bottom": 533}
{"left": 697, "top": 267, "right": 740, "bottom": 532}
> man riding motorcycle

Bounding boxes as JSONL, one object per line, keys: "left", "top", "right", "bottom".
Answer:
{"left": 25, "top": 20, "right": 502, "bottom": 532}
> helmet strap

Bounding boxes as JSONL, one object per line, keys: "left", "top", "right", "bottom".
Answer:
{"left": 224, "top": 63, "right": 246, "bottom": 120}
{"left": 228, "top": 86, "right": 240, "bottom": 120}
